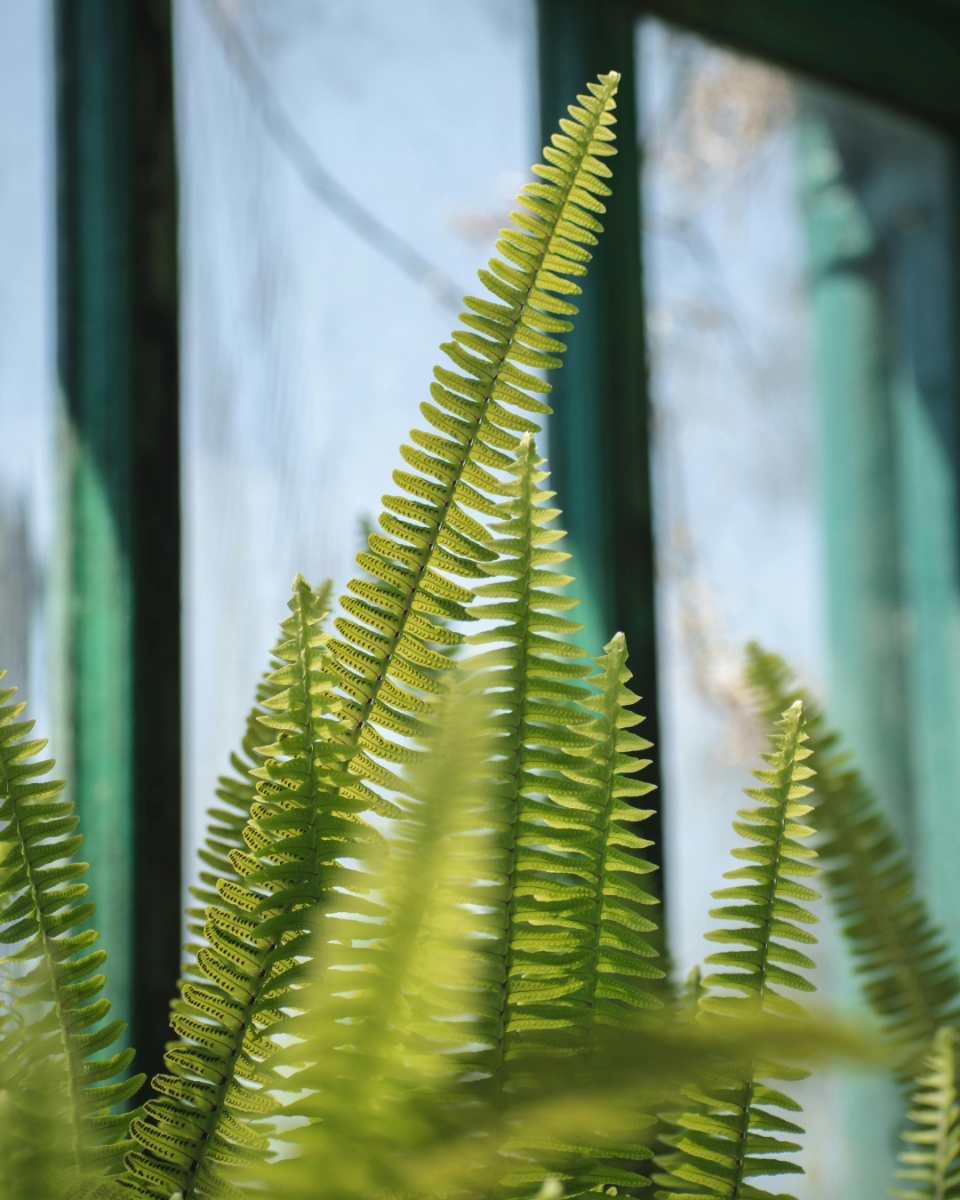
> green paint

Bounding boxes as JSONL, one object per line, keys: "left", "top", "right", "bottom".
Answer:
{"left": 640, "top": 0, "right": 960, "bottom": 133}
{"left": 801, "top": 119, "right": 914, "bottom": 837}
{"left": 57, "top": 0, "right": 135, "bottom": 1034}
{"left": 895, "top": 374, "right": 960, "bottom": 952}
{"left": 55, "top": 0, "right": 182, "bottom": 1082}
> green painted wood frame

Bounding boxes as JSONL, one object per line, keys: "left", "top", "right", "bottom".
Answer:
{"left": 55, "top": 0, "right": 181, "bottom": 1087}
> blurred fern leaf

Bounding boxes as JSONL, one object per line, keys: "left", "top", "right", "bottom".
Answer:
{"left": 894, "top": 1025, "right": 960, "bottom": 1199}
{"left": 0, "top": 671, "right": 144, "bottom": 1178}
{"left": 746, "top": 644, "right": 960, "bottom": 1050}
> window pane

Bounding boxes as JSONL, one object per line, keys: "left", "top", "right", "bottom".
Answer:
{"left": 176, "top": 0, "right": 537, "bottom": 888}
{"left": 0, "top": 3, "right": 55, "bottom": 735}
{"left": 639, "top": 16, "right": 959, "bottom": 1199}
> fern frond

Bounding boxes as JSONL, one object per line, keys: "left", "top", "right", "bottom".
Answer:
{"left": 0, "top": 671, "right": 144, "bottom": 1178}
{"left": 503, "top": 629, "right": 665, "bottom": 1197}
{"left": 655, "top": 700, "right": 820, "bottom": 1200}
{"left": 460, "top": 439, "right": 663, "bottom": 1195}
{"left": 745, "top": 644, "right": 960, "bottom": 1049}
{"left": 894, "top": 1025, "right": 960, "bottom": 1199}
{"left": 326, "top": 73, "right": 622, "bottom": 803}
{"left": 182, "top": 586, "right": 333, "bottom": 972}
{"left": 464, "top": 433, "right": 596, "bottom": 1069}
{"left": 558, "top": 630, "right": 665, "bottom": 1036}
{"left": 121, "top": 578, "right": 381, "bottom": 1199}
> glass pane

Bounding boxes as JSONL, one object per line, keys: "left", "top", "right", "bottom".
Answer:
{"left": 176, "top": 0, "right": 537, "bottom": 889}
{"left": 639, "top": 16, "right": 958, "bottom": 1199}
{"left": 0, "top": 3, "right": 56, "bottom": 734}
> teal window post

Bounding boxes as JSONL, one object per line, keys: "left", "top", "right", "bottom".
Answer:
{"left": 537, "top": 0, "right": 662, "bottom": 868}
{"left": 55, "top": 0, "right": 181, "bottom": 1085}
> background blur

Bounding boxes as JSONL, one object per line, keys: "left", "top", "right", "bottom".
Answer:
{"left": 2, "top": 2, "right": 959, "bottom": 1196}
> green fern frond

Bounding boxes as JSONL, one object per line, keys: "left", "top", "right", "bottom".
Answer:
{"left": 121, "top": 578, "right": 379, "bottom": 1199}
{"left": 677, "top": 966, "right": 707, "bottom": 1021}
{"left": 326, "top": 73, "right": 622, "bottom": 802}
{"left": 655, "top": 700, "right": 820, "bottom": 1200}
{"left": 460, "top": 438, "right": 663, "bottom": 1195}
{"left": 0, "top": 671, "right": 144, "bottom": 1178}
{"left": 894, "top": 1025, "right": 960, "bottom": 1199}
{"left": 464, "top": 433, "right": 596, "bottom": 1069}
{"left": 558, "top": 630, "right": 665, "bottom": 1037}
{"left": 745, "top": 644, "right": 960, "bottom": 1049}
{"left": 182, "top": 585, "right": 333, "bottom": 975}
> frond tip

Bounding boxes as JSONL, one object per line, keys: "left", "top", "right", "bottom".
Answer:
{"left": 326, "top": 72, "right": 622, "bottom": 809}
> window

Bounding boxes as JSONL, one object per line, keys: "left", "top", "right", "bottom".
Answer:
{"left": 5, "top": 3, "right": 958, "bottom": 1172}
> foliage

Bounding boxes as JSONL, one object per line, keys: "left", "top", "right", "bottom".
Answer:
{"left": 0, "top": 66, "right": 948, "bottom": 1200}
{"left": 325, "top": 72, "right": 621, "bottom": 805}
{"left": 746, "top": 645, "right": 960, "bottom": 1052}
{"left": 654, "top": 701, "right": 820, "bottom": 1200}
{"left": 894, "top": 1025, "right": 960, "bottom": 1200}
{"left": 0, "top": 673, "right": 143, "bottom": 1185}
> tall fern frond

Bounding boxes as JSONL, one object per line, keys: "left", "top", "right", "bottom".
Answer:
{"left": 558, "top": 630, "right": 665, "bottom": 1036}
{"left": 326, "top": 73, "right": 622, "bottom": 804}
{"left": 182, "top": 583, "right": 334, "bottom": 969}
{"left": 745, "top": 644, "right": 960, "bottom": 1049}
{"left": 121, "top": 578, "right": 380, "bottom": 1199}
{"left": 0, "top": 671, "right": 144, "bottom": 1178}
{"left": 655, "top": 700, "right": 820, "bottom": 1200}
{"left": 894, "top": 1026, "right": 960, "bottom": 1199}
{"left": 465, "top": 433, "right": 597, "bottom": 1069}
{"left": 489, "top": 618, "right": 664, "bottom": 1197}
{"left": 442, "top": 437, "right": 662, "bottom": 1195}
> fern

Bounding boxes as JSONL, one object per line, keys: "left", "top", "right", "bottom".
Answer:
{"left": 746, "top": 644, "right": 960, "bottom": 1049}
{"left": 0, "top": 671, "right": 143, "bottom": 1178}
{"left": 559, "top": 629, "right": 665, "bottom": 1036}
{"left": 182, "top": 583, "right": 334, "bottom": 971}
{"left": 326, "top": 73, "right": 622, "bottom": 804}
{"left": 497, "top": 622, "right": 666, "bottom": 1196}
{"left": 121, "top": 578, "right": 382, "bottom": 1199}
{"left": 894, "top": 1025, "right": 960, "bottom": 1199}
{"left": 655, "top": 700, "right": 820, "bottom": 1200}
